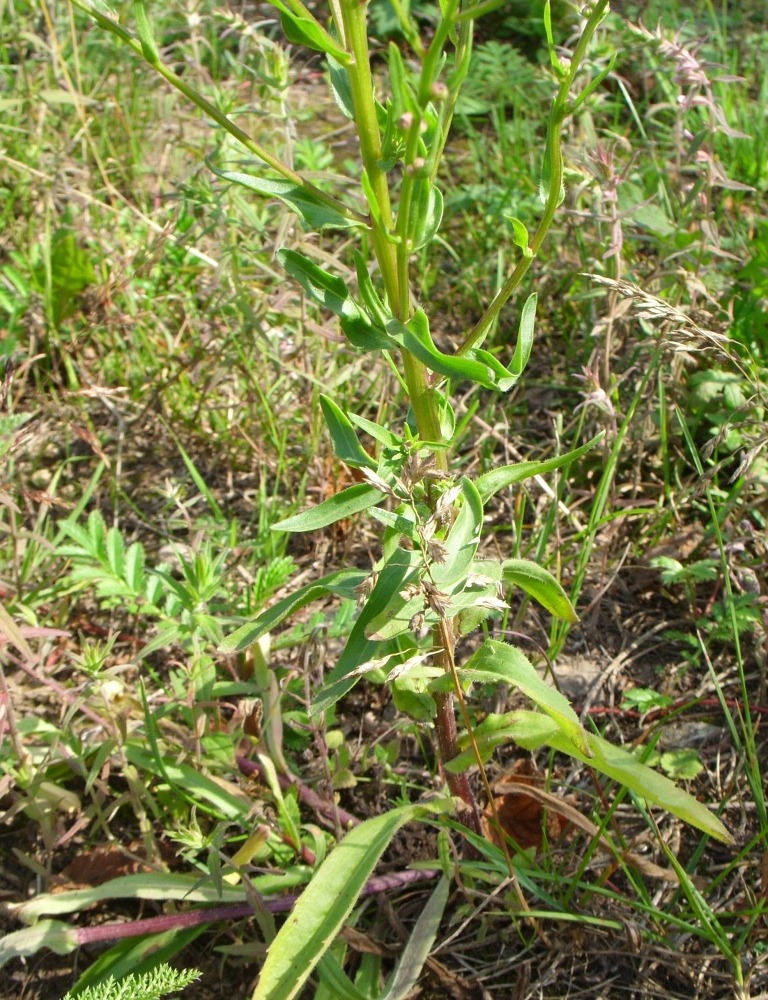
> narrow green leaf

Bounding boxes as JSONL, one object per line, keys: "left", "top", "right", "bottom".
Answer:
{"left": 510, "top": 292, "right": 536, "bottom": 378}
{"left": 277, "top": 248, "right": 350, "bottom": 314}
{"left": 13, "top": 871, "right": 306, "bottom": 923}
{"left": 509, "top": 712, "right": 733, "bottom": 844}
{"left": 462, "top": 640, "right": 591, "bottom": 757}
{"left": 219, "top": 568, "right": 367, "bottom": 653}
{"left": 319, "top": 396, "right": 375, "bottom": 469}
{"left": 327, "top": 55, "right": 355, "bottom": 119}
{"left": 252, "top": 804, "right": 442, "bottom": 1000}
{"left": 502, "top": 558, "right": 578, "bottom": 623}
{"left": 317, "top": 952, "right": 370, "bottom": 1000}
{"left": 381, "top": 876, "right": 449, "bottom": 1000}
{"left": 347, "top": 411, "right": 400, "bottom": 449}
{"left": 431, "top": 478, "right": 483, "bottom": 589}
{"left": 88, "top": 509, "right": 108, "bottom": 561}
{"left": 543, "top": 0, "right": 566, "bottom": 78}
{"left": 475, "top": 432, "right": 604, "bottom": 503}
{"left": 124, "top": 541, "right": 146, "bottom": 594}
{"left": 354, "top": 252, "right": 392, "bottom": 330}
{"left": 273, "top": 483, "right": 385, "bottom": 533}
{"left": 278, "top": 249, "right": 394, "bottom": 351}
{"left": 176, "top": 439, "right": 225, "bottom": 519}
{"left": 409, "top": 182, "right": 444, "bottom": 251}
{"left": 313, "top": 550, "right": 419, "bottom": 715}
{"left": 133, "top": 0, "right": 159, "bottom": 65}
{"left": 387, "top": 311, "right": 501, "bottom": 389}
{"left": 126, "top": 746, "right": 251, "bottom": 820}
{"left": 210, "top": 168, "right": 364, "bottom": 231}
{"left": 569, "top": 52, "right": 617, "bottom": 114}
{"left": 105, "top": 526, "right": 125, "bottom": 579}
{"left": 444, "top": 711, "right": 522, "bottom": 770}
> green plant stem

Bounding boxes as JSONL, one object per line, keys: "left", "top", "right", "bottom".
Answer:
{"left": 457, "top": 0, "right": 610, "bottom": 355}
{"left": 339, "top": 0, "right": 475, "bottom": 821}
{"left": 338, "top": 0, "right": 446, "bottom": 461}
{"left": 68, "top": 0, "right": 365, "bottom": 225}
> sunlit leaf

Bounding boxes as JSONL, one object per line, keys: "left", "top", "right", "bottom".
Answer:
{"left": 320, "top": 396, "right": 376, "bottom": 469}
{"left": 475, "top": 433, "right": 604, "bottom": 502}
{"left": 252, "top": 803, "right": 448, "bottom": 1000}
{"left": 460, "top": 640, "right": 591, "bottom": 757}
{"left": 273, "top": 484, "right": 385, "bottom": 533}
{"left": 502, "top": 558, "right": 578, "bottom": 622}
{"left": 509, "top": 711, "right": 733, "bottom": 844}
{"left": 219, "top": 568, "right": 367, "bottom": 653}
{"left": 210, "top": 168, "right": 364, "bottom": 231}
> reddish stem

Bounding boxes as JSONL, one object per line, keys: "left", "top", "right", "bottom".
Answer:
{"left": 71, "top": 868, "right": 439, "bottom": 947}
{"left": 235, "top": 754, "right": 360, "bottom": 830}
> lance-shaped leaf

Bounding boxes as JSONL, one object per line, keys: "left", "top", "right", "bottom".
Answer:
{"left": 252, "top": 802, "right": 449, "bottom": 1000}
{"left": 409, "top": 181, "right": 444, "bottom": 251}
{"left": 502, "top": 558, "right": 578, "bottom": 623}
{"left": 266, "top": 0, "right": 349, "bottom": 64}
{"left": 509, "top": 711, "right": 733, "bottom": 844}
{"left": 319, "top": 395, "right": 376, "bottom": 469}
{"left": 430, "top": 478, "right": 484, "bottom": 590}
{"left": 354, "top": 252, "right": 392, "bottom": 330}
{"left": 278, "top": 250, "right": 395, "bottom": 351}
{"left": 209, "top": 169, "right": 365, "bottom": 232}
{"left": 461, "top": 639, "right": 591, "bottom": 757}
{"left": 133, "top": 0, "right": 160, "bottom": 65}
{"left": 219, "top": 568, "right": 366, "bottom": 653}
{"left": 313, "top": 549, "right": 419, "bottom": 716}
{"left": 446, "top": 710, "right": 732, "bottom": 844}
{"left": 386, "top": 311, "right": 503, "bottom": 390}
{"left": 510, "top": 291, "right": 536, "bottom": 379}
{"left": 475, "top": 432, "right": 604, "bottom": 502}
{"left": 380, "top": 876, "right": 450, "bottom": 1000}
{"left": 273, "top": 483, "right": 385, "bottom": 533}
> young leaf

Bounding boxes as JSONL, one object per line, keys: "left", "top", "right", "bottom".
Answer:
{"left": 475, "top": 432, "right": 604, "bottom": 502}
{"left": 252, "top": 803, "right": 444, "bottom": 1000}
{"left": 431, "top": 478, "right": 483, "bottom": 590}
{"left": 347, "top": 411, "right": 400, "bottom": 449}
{"left": 266, "top": 0, "right": 349, "bottom": 64}
{"left": 272, "top": 483, "right": 385, "bottom": 533}
{"left": 133, "top": 0, "right": 159, "bottom": 65}
{"left": 502, "top": 558, "right": 578, "bottom": 623}
{"left": 510, "top": 292, "right": 536, "bottom": 378}
{"left": 124, "top": 542, "right": 146, "bottom": 594}
{"left": 319, "top": 395, "right": 376, "bottom": 469}
{"left": 210, "top": 168, "right": 364, "bottom": 232}
{"left": 504, "top": 216, "right": 533, "bottom": 258}
{"left": 88, "top": 509, "right": 108, "bottom": 562}
{"left": 312, "top": 549, "right": 419, "bottom": 715}
{"left": 409, "top": 182, "right": 444, "bottom": 251}
{"left": 105, "top": 526, "right": 125, "bottom": 579}
{"left": 461, "top": 640, "right": 592, "bottom": 758}
{"left": 219, "top": 568, "right": 367, "bottom": 653}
